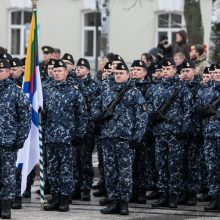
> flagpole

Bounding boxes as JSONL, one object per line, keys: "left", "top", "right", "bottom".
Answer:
{"left": 38, "top": 112, "right": 44, "bottom": 210}
{"left": 31, "top": 0, "right": 45, "bottom": 210}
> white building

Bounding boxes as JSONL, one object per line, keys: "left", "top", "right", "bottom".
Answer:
{"left": 0, "top": 0, "right": 213, "bottom": 70}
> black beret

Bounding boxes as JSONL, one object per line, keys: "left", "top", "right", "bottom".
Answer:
{"left": 10, "top": 58, "right": 23, "bottom": 67}
{"left": 115, "top": 62, "right": 129, "bottom": 71}
{"left": 41, "top": 46, "right": 54, "bottom": 54}
{"left": 155, "top": 61, "right": 163, "bottom": 70}
{"left": 130, "top": 60, "right": 137, "bottom": 68}
{"left": 203, "top": 67, "right": 210, "bottom": 74}
{"left": 0, "top": 53, "right": 13, "bottom": 62}
{"left": 104, "top": 61, "right": 112, "bottom": 70}
{"left": 47, "top": 59, "right": 56, "bottom": 66}
{"left": 113, "top": 54, "right": 124, "bottom": 62}
{"left": 76, "top": 58, "right": 90, "bottom": 70}
{"left": 0, "top": 59, "right": 11, "bottom": 69}
{"left": 21, "top": 57, "right": 26, "bottom": 66}
{"left": 215, "top": 62, "right": 220, "bottom": 70}
{"left": 53, "top": 59, "right": 67, "bottom": 69}
{"left": 181, "top": 60, "right": 196, "bottom": 69}
{"left": 209, "top": 64, "right": 216, "bottom": 71}
{"left": 162, "top": 58, "right": 175, "bottom": 67}
{"left": 132, "top": 60, "right": 147, "bottom": 70}
{"left": 62, "top": 53, "right": 74, "bottom": 65}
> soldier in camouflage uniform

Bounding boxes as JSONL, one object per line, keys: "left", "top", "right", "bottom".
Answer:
{"left": 0, "top": 59, "right": 31, "bottom": 219}
{"left": 43, "top": 60, "right": 87, "bottom": 212}
{"left": 72, "top": 58, "right": 100, "bottom": 201}
{"left": 130, "top": 60, "right": 154, "bottom": 204}
{"left": 39, "top": 46, "right": 54, "bottom": 82}
{"left": 62, "top": 53, "right": 76, "bottom": 83}
{"left": 194, "top": 67, "right": 220, "bottom": 211}
{"left": 93, "top": 62, "right": 113, "bottom": 198}
{"left": 92, "top": 62, "right": 147, "bottom": 215}
{"left": 179, "top": 60, "right": 203, "bottom": 206}
{"left": 149, "top": 58, "right": 192, "bottom": 208}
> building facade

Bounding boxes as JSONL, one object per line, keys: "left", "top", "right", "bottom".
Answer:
{"left": 0, "top": 0, "right": 212, "bottom": 70}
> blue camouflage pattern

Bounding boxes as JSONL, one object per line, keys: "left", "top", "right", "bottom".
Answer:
{"left": 43, "top": 79, "right": 88, "bottom": 144}
{"left": 102, "top": 138, "right": 134, "bottom": 203}
{"left": 46, "top": 143, "right": 75, "bottom": 196}
{"left": 92, "top": 81, "right": 148, "bottom": 142}
{"left": 0, "top": 79, "right": 31, "bottom": 200}
{"left": 147, "top": 77, "right": 192, "bottom": 195}
{"left": 195, "top": 80, "right": 220, "bottom": 195}
{"left": 73, "top": 74, "right": 99, "bottom": 190}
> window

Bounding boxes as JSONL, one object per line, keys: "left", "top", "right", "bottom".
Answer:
{"left": 157, "top": 13, "right": 183, "bottom": 45}
{"left": 9, "top": 10, "right": 32, "bottom": 57}
{"left": 82, "top": 12, "right": 101, "bottom": 59}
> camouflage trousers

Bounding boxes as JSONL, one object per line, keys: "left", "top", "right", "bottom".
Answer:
{"left": 181, "top": 139, "right": 201, "bottom": 193}
{"left": 96, "top": 137, "right": 105, "bottom": 185}
{"left": 199, "top": 144, "right": 208, "bottom": 192}
{"left": 132, "top": 141, "right": 157, "bottom": 191}
{"left": 102, "top": 138, "right": 134, "bottom": 203}
{"left": 155, "top": 135, "right": 183, "bottom": 195}
{"left": 46, "top": 142, "right": 74, "bottom": 196}
{"left": 0, "top": 148, "right": 17, "bottom": 200}
{"left": 74, "top": 135, "right": 95, "bottom": 190}
{"left": 204, "top": 137, "right": 220, "bottom": 195}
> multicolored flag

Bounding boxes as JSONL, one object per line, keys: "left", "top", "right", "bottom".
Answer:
{"left": 16, "top": 7, "right": 43, "bottom": 194}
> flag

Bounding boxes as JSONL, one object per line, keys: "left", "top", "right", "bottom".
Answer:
{"left": 16, "top": 7, "right": 43, "bottom": 194}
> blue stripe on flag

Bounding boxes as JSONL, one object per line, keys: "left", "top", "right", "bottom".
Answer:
{"left": 32, "top": 108, "right": 38, "bottom": 127}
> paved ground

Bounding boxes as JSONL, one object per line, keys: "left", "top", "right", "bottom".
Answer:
{"left": 10, "top": 153, "right": 220, "bottom": 219}
{"left": 10, "top": 180, "right": 220, "bottom": 220}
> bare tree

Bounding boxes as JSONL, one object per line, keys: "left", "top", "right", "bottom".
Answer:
{"left": 184, "top": 0, "right": 204, "bottom": 44}
{"left": 209, "top": 0, "right": 220, "bottom": 63}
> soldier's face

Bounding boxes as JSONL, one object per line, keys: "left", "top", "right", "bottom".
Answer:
{"left": 114, "top": 70, "right": 129, "bottom": 83}
{"left": 133, "top": 67, "right": 147, "bottom": 80}
{"left": 63, "top": 60, "right": 74, "bottom": 73}
{"left": 202, "top": 74, "right": 210, "bottom": 85}
{"left": 180, "top": 68, "right": 195, "bottom": 81}
{"left": 209, "top": 71, "right": 216, "bottom": 81}
{"left": 162, "top": 66, "right": 176, "bottom": 78}
{"left": 53, "top": 67, "right": 68, "bottom": 82}
{"left": 76, "top": 66, "right": 89, "bottom": 79}
{"left": 102, "top": 69, "right": 111, "bottom": 80}
{"left": 47, "top": 65, "right": 54, "bottom": 77}
{"left": 0, "top": 68, "right": 11, "bottom": 80}
{"left": 43, "top": 53, "right": 52, "bottom": 62}
{"left": 11, "top": 66, "right": 23, "bottom": 79}
{"left": 52, "top": 52, "right": 61, "bottom": 60}
{"left": 129, "top": 67, "right": 134, "bottom": 78}
{"left": 155, "top": 69, "right": 163, "bottom": 79}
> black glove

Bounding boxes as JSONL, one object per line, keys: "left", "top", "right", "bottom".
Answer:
{"left": 129, "top": 140, "right": 140, "bottom": 150}
{"left": 13, "top": 142, "right": 23, "bottom": 150}
{"left": 72, "top": 137, "right": 85, "bottom": 146}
